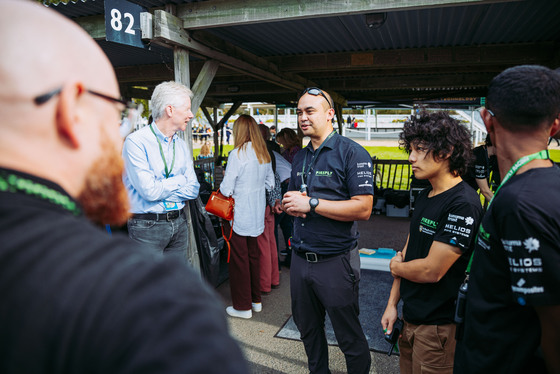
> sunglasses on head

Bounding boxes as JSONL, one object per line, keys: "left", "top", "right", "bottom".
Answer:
{"left": 300, "top": 87, "right": 333, "bottom": 109}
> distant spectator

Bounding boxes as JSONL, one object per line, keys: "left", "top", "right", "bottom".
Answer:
{"left": 198, "top": 142, "right": 213, "bottom": 159}
{"left": 258, "top": 123, "right": 281, "bottom": 293}
{"left": 463, "top": 134, "right": 499, "bottom": 201}
{"left": 276, "top": 128, "right": 301, "bottom": 164}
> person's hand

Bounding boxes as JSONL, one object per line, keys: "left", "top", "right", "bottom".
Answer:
{"left": 389, "top": 251, "right": 403, "bottom": 279}
{"left": 281, "top": 191, "right": 309, "bottom": 218}
{"left": 273, "top": 199, "right": 283, "bottom": 215}
{"left": 381, "top": 305, "right": 399, "bottom": 336}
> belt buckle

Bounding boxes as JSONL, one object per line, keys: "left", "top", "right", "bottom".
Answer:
{"left": 166, "top": 211, "right": 176, "bottom": 221}
{"left": 305, "top": 252, "right": 318, "bottom": 263}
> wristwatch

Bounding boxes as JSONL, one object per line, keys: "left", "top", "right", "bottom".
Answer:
{"left": 309, "top": 197, "right": 319, "bottom": 213}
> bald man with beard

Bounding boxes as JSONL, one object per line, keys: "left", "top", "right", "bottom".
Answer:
{"left": 0, "top": 1, "right": 247, "bottom": 373}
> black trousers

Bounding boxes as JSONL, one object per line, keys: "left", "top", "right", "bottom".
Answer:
{"left": 290, "top": 248, "right": 371, "bottom": 374}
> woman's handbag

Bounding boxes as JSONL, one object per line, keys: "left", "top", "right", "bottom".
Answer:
{"left": 205, "top": 189, "right": 234, "bottom": 221}
{"left": 205, "top": 190, "right": 234, "bottom": 262}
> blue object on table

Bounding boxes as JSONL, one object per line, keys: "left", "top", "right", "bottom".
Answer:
{"left": 359, "top": 248, "right": 396, "bottom": 259}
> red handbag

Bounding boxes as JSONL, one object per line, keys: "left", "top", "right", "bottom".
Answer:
{"left": 205, "top": 190, "right": 234, "bottom": 262}
{"left": 205, "top": 189, "right": 234, "bottom": 221}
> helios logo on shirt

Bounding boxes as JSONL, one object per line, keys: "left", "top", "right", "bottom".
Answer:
{"left": 315, "top": 170, "right": 332, "bottom": 177}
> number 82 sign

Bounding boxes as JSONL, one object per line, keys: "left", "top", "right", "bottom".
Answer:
{"left": 105, "top": 0, "right": 147, "bottom": 49}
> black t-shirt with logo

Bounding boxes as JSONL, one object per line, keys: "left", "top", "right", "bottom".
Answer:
{"left": 454, "top": 166, "right": 560, "bottom": 374}
{"left": 464, "top": 145, "right": 500, "bottom": 191}
{"left": 400, "top": 181, "right": 482, "bottom": 325}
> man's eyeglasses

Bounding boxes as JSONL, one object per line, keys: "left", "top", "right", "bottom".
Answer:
{"left": 300, "top": 87, "right": 333, "bottom": 109}
{"left": 34, "top": 87, "right": 139, "bottom": 130}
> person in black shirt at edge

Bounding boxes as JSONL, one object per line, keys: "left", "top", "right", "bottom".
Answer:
{"left": 282, "top": 88, "right": 374, "bottom": 374}
{"left": 454, "top": 66, "right": 560, "bottom": 374}
{"left": 381, "top": 111, "right": 483, "bottom": 374}
{"left": 0, "top": 1, "right": 247, "bottom": 373}
{"left": 463, "top": 134, "right": 499, "bottom": 202}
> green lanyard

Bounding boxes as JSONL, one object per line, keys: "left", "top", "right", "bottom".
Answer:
{"left": 0, "top": 171, "right": 81, "bottom": 216}
{"left": 466, "top": 149, "right": 550, "bottom": 273}
{"left": 149, "top": 124, "right": 175, "bottom": 179}
{"left": 300, "top": 130, "right": 336, "bottom": 191}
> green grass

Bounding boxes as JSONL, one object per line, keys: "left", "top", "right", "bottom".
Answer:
{"left": 364, "top": 146, "right": 408, "bottom": 160}
{"left": 364, "top": 147, "right": 560, "bottom": 162}
{"left": 196, "top": 146, "right": 560, "bottom": 169}
{"left": 194, "top": 145, "right": 234, "bottom": 159}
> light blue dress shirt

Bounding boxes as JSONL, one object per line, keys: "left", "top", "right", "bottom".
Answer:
{"left": 220, "top": 142, "right": 274, "bottom": 237}
{"left": 122, "top": 123, "right": 200, "bottom": 214}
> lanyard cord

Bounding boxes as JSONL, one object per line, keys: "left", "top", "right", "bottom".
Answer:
{"left": 301, "top": 131, "right": 336, "bottom": 188}
{"left": 0, "top": 171, "right": 81, "bottom": 216}
{"left": 149, "top": 124, "right": 175, "bottom": 179}
{"left": 466, "top": 149, "right": 550, "bottom": 274}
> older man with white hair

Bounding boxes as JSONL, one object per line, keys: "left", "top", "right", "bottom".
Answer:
{"left": 123, "top": 81, "right": 200, "bottom": 257}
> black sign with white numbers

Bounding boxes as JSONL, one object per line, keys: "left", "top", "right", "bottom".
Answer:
{"left": 104, "top": 0, "right": 147, "bottom": 49}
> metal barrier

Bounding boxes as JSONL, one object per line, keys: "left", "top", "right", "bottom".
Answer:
{"left": 372, "top": 159, "right": 411, "bottom": 191}
{"left": 194, "top": 157, "right": 216, "bottom": 187}
{"left": 195, "top": 156, "right": 412, "bottom": 192}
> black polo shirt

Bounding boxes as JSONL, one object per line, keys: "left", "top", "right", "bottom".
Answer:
{"left": 287, "top": 132, "right": 374, "bottom": 254}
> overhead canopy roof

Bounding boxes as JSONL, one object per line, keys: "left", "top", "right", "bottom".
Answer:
{"left": 47, "top": 0, "right": 560, "bottom": 108}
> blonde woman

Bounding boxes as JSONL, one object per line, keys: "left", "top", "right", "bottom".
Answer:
{"left": 198, "top": 142, "right": 213, "bottom": 159}
{"left": 220, "top": 115, "right": 274, "bottom": 318}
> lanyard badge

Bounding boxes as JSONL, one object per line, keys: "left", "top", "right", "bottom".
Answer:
{"left": 300, "top": 131, "right": 336, "bottom": 191}
{"left": 149, "top": 124, "right": 176, "bottom": 179}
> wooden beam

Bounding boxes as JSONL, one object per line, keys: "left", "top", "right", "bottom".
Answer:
{"left": 152, "top": 10, "right": 346, "bottom": 106}
{"left": 177, "top": 0, "right": 519, "bottom": 29}
{"left": 191, "top": 60, "right": 221, "bottom": 116}
{"left": 270, "top": 42, "right": 557, "bottom": 73}
{"left": 74, "top": 15, "right": 105, "bottom": 39}
{"left": 174, "top": 48, "right": 190, "bottom": 88}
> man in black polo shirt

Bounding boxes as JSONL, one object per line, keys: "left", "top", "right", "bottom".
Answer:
{"left": 454, "top": 66, "right": 560, "bottom": 374}
{"left": 381, "top": 111, "right": 483, "bottom": 374}
{"left": 0, "top": 2, "right": 247, "bottom": 373}
{"left": 282, "top": 88, "right": 374, "bottom": 374}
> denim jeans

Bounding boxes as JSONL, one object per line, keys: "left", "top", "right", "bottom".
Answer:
{"left": 127, "top": 213, "right": 189, "bottom": 261}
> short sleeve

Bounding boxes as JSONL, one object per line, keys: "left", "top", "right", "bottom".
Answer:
{"left": 345, "top": 145, "right": 374, "bottom": 197}
{"left": 434, "top": 202, "right": 481, "bottom": 252}
{"left": 473, "top": 147, "right": 488, "bottom": 179}
{"left": 500, "top": 208, "right": 560, "bottom": 306}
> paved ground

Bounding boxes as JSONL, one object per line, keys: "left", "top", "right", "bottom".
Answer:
{"left": 214, "top": 214, "right": 410, "bottom": 373}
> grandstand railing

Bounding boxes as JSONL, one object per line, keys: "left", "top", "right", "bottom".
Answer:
{"left": 196, "top": 156, "right": 413, "bottom": 192}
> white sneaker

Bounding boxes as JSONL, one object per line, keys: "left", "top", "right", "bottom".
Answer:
{"left": 252, "top": 302, "right": 262, "bottom": 312}
{"left": 226, "top": 306, "right": 252, "bottom": 319}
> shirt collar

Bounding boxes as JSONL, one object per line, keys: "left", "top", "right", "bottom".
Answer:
{"left": 305, "top": 131, "right": 338, "bottom": 153}
{"left": 151, "top": 121, "right": 177, "bottom": 142}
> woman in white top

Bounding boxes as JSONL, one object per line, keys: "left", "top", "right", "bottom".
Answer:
{"left": 220, "top": 115, "right": 274, "bottom": 318}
